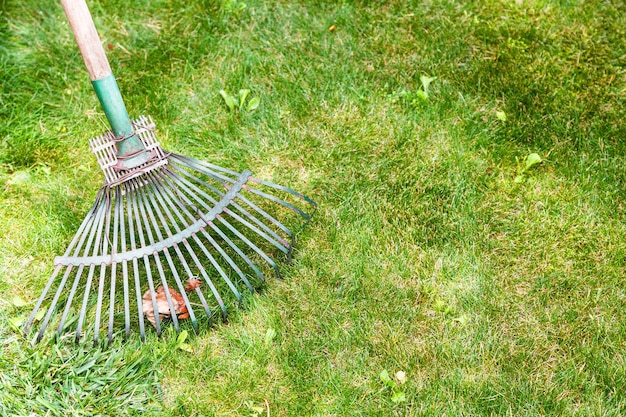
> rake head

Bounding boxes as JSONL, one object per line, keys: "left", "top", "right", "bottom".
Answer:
{"left": 24, "top": 116, "right": 316, "bottom": 344}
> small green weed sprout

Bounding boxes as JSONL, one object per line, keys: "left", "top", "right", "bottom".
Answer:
{"left": 176, "top": 330, "right": 193, "bottom": 353}
{"left": 514, "top": 153, "right": 543, "bottom": 183}
{"left": 417, "top": 75, "right": 437, "bottom": 101}
{"left": 380, "top": 369, "right": 407, "bottom": 403}
{"left": 219, "top": 89, "right": 260, "bottom": 113}
{"left": 244, "top": 400, "right": 265, "bottom": 416}
{"left": 393, "top": 74, "right": 438, "bottom": 108}
{"left": 222, "top": 0, "right": 247, "bottom": 14}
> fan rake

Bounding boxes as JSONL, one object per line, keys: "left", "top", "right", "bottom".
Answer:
{"left": 23, "top": 0, "right": 315, "bottom": 344}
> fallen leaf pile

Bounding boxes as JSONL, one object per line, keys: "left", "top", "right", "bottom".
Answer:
{"left": 142, "top": 278, "right": 202, "bottom": 328}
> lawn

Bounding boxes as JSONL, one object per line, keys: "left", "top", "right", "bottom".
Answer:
{"left": 1, "top": 0, "right": 625, "bottom": 415}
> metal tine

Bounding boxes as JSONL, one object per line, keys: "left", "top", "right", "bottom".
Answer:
{"left": 169, "top": 158, "right": 296, "bottom": 239}
{"left": 206, "top": 220, "right": 266, "bottom": 283}
{"left": 170, "top": 153, "right": 242, "bottom": 179}
{"left": 141, "top": 173, "right": 212, "bottom": 324}
{"left": 55, "top": 264, "right": 85, "bottom": 337}
{"left": 162, "top": 168, "right": 280, "bottom": 273}
{"left": 189, "top": 229, "right": 244, "bottom": 304}
{"left": 74, "top": 187, "right": 110, "bottom": 343}
{"left": 54, "top": 195, "right": 108, "bottom": 339}
{"left": 138, "top": 174, "right": 201, "bottom": 332}
{"left": 143, "top": 169, "right": 217, "bottom": 317}
{"left": 133, "top": 177, "right": 183, "bottom": 332}
{"left": 119, "top": 186, "right": 132, "bottom": 340}
{"left": 39, "top": 190, "right": 107, "bottom": 341}
{"left": 151, "top": 169, "right": 238, "bottom": 309}
{"left": 152, "top": 173, "right": 259, "bottom": 292}
{"left": 94, "top": 185, "right": 114, "bottom": 345}
{"left": 128, "top": 179, "right": 165, "bottom": 335}
{"left": 38, "top": 266, "right": 75, "bottom": 341}
{"left": 167, "top": 167, "right": 290, "bottom": 255}
{"left": 25, "top": 187, "right": 106, "bottom": 336}
{"left": 149, "top": 172, "right": 246, "bottom": 300}
{"left": 156, "top": 168, "right": 278, "bottom": 277}
{"left": 149, "top": 170, "right": 266, "bottom": 285}
{"left": 141, "top": 174, "right": 211, "bottom": 324}
{"left": 134, "top": 178, "right": 178, "bottom": 330}
{"left": 146, "top": 170, "right": 230, "bottom": 318}
{"left": 245, "top": 182, "right": 312, "bottom": 221}
{"left": 172, "top": 166, "right": 291, "bottom": 253}
{"left": 199, "top": 226, "right": 256, "bottom": 293}
{"left": 24, "top": 264, "right": 62, "bottom": 335}
{"left": 250, "top": 176, "right": 317, "bottom": 209}
{"left": 172, "top": 154, "right": 314, "bottom": 232}
{"left": 125, "top": 180, "right": 147, "bottom": 340}
{"left": 233, "top": 193, "right": 294, "bottom": 240}
{"left": 227, "top": 202, "right": 290, "bottom": 251}
{"left": 107, "top": 185, "right": 122, "bottom": 344}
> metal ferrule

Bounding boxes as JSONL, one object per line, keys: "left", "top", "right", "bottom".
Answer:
{"left": 92, "top": 75, "right": 151, "bottom": 169}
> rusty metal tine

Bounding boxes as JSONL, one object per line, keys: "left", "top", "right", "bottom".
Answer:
{"left": 128, "top": 180, "right": 163, "bottom": 335}
{"left": 146, "top": 170, "right": 228, "bottom": 317}
{"left": 142, "top": 173, "right": 212, "bottom": 320}
{"left": 125, "top": 181, "right": 146, "bottom": 340}
{"left": 173, "top": 166, "right": 290, "bottom": 252}
{"left": 133, "top": 178, "right": 181, "bottom": 331}
{"left": 75, "top": 188, "right": 111, "bottom": 343}
{"left": 141, "top": 175, "right": 200, "bottom": 330}
{"left": 107, "top": 185, "right": 121, "bottom": 343}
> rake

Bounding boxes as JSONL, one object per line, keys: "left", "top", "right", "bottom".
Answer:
{"left": 23, "top": 0, "right": 315, "bottom": 344}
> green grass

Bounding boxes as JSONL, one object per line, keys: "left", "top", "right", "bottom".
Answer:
{"left": 1, "top": 0, "right": 626, "bottom": 415}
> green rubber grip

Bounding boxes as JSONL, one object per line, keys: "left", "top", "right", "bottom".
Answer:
{"left": 92, "top": 74, "right": 145, "bottom": 157}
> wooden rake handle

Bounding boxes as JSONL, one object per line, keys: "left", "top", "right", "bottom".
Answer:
{"left": 58, "top": 0, "right": 152, "bottom": 168}
{"left": 60, "top": 0, "right": 112, "bottom": 81}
